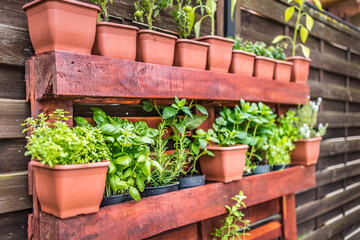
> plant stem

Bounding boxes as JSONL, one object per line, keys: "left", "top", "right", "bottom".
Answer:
{"left": 211, "top": 12, "right": 215, "bottom": 35}
{"left": 292, "top": 3, "right": 304, "bottom": 56}
{"left": 147, "top": 0, "right": 154, "bottom": 30}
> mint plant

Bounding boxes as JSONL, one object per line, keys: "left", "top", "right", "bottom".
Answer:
{"left": 296, "top": 97, "right": 328, "bottom": 139}
{"left": 212, "top": 191, "right": 250, "bottom": 240}
{"left": 75, "top": 108, "right": 162, "bottom": 201}
{"left": 134, "top": 0, "right": 172, "bottom": 30}
{"left": 272, "top": 0, "right": 323, "bottom": 58}
{"left": 23, "top": 109, "right": 110, "bottom": 168}
{"left": 91, "top": 0, "right": 113, "bottom": 22}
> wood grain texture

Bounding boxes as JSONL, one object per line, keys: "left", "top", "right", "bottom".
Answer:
{"left": 0, "top": 138, "right": 29, "bottom": 173}
{"left": 282, "top": 194, "right": 297, "bottom": 240}
{"left": 246, "top": 220, "right": 282, "bottom": 240}
{"left": 37, "top": 166, "right": 314, "bottom": 240}
{"left": 0, "top": 99, "right": 29, "bottom": 139}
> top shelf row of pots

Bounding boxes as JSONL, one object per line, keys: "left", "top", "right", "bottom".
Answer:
{"left": 23, "top": 0, "right": 310, "bottom": 84}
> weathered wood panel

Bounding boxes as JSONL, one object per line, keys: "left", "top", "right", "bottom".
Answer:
{"left": 0, "top": 99, "right": 29, "bottom": 139}
{"left": 0, "top": 138, "right": 29, "bottom": 173}
{"left": 0, "top": 209, "right": 31, "bottom": 240}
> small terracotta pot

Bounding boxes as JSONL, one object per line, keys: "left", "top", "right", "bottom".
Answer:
{"left": 291, "top": 137, "right": 322, "bottom": 166}
{"left": 23, "top": 0, "right": 100, "bottom": 55}
{"left": 92, "top": 22, "right": 138, "bottom": 60}
{"left": 199, "top": 145, "right": 249, "bottom": 183}
{"left": 136, "top": 30, "right": 177, "bottom": 65}
{"left": 286, "top": 56, "right": 311, "bottom": 84}
{"left": 229, "top": 50, "right": 256, "bottom": 76}
{"left": 195, "top": 36, "right": 235, "bottom": 72}
{"left": 30, "top": 160, "right": 110, "bottom": 219}
{"left": 254, "top": 56, "right": 276, "bottom": 80}
{"left": 173, "top": 39, "right": 209, "bottom": 70}
{"left": 274, "top": 60, "right": 293, "bottom": 82}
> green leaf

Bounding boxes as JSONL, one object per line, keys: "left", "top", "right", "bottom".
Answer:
{"left": 162, "top": 107, "right": 178, "bottom": 119}
{"left": 300, "top": 26, "right": 309, "bottom": 43}
{"left": 184, "top": 115, "right": 207, "bottom": 129}
{"left": 284, "top": 6, "right": 294, "bottom": 22}
{"left": 108, "top": 163, "right": 116, "bottom": 174}
{"left": 116, "top": 155, "right": 132, "bottom": 168}
{"left": 136, "top": 177, "right": 145, "bottom": 192}
{"left": 115, "top": 180, "right": 127, "bottom": 189}
{"left": 129, "top": 186, "right": 141, "bottom": 201}
{"left": 100, "top": 123, "right": 117, "bottom": 135}
{"left": 141, "top": 99, "right": 153, "bottom": 112}
{"left": 191, "top": 144, "right": 200, "bottom": 155}
{"left": 231, "top": 0, "right": 237, "bottom": 21}
{"left": 74, "top": 117, "right": 91, "bottom": 127}
{"left": 196, "top": 105, "right": 208, "bottom": 116}
{"left": 137, "top": 154, "right": 146, "bottom": 163}
{"left": 313, "top": 0, "right": 323, "bottom": 11}
{"left": 272, "top": 35, "right": 287, "bottom": 44}
{"left": 207, "top": 150, "right": 215, "bottom": 157}
{"left": 199, "top": 138, "right": 208, "bottom": 148}
{"left": 194, "top": 20, "right": 202, "bottom": 38}
{"left": 175, "top": 122, "right": 185, "bottom": 134}
{"left": 300, "top": 45, "right": 310, "bottom": 58}
{"left": 188, "top": 8, "right": 195, "bottom": 35}
{"left": 91, "top": 107, "right": 108, "bottom": 124}
{"left": 151, "top": 160, "right": 164, "bottom": 173}
{"left": 104, "top": 136, "right": 114, "bottom": 143}
{"left": 205, "top": 0, "right": 217, "bottom": 15}
{"left": 143, "top": 160, "right": 151, "bottom": 176}
{"left": 306, "top": 14, "right": 314, "bottom": 31}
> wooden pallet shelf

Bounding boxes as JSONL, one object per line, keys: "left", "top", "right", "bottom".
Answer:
{"left": 37, "top": 166, "right": 315, "bottom": 240}
{"left": 27, "top": 51, "right": 309, "bottom": 105}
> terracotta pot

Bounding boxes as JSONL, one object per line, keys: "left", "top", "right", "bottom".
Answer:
{"left": 286, "top": 56, "right": 311, "bottom": 84}
{"left": 199, "top": 145, "right": 249, "bottom": 183}
{"left": 136, "top": 30, "right": 177, "bottom": 65}
{"left": 92, "top": 22, "right": 138, "bottom": 60}
{"left": 291, "top": 137, "right": 322, "bottom": 166}
{"left": 30, "top": 160, "right": 110, "bottom": 219}
{"left": 23, "top": 0, "right": 100, "bottom": 55}
{"left": 229, "top": 50, "right": 256, "bottom": 76}
{"left": 173, "top": 39, "right": 209, "bottom": 70}
{"left": 195, "top": 36, "right": 235, "bottom": 72}
{"left": 274, "top": 60, "right": 293, "bottom": 82}
{"left": 254, "top": 56, "right": 276, "bottom": 80}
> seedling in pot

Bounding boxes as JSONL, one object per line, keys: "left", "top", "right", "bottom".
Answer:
{"left": 134, "top": 0, "right": 172, "bottom": 30}
{"left": 272, "top": 0, "right": 323, "bottom": 58}
{"left": 171, "top": 0, "right": 193, "bottom": 39}
{"left": 91, "top": 0, "right": 113, "bottom": 22}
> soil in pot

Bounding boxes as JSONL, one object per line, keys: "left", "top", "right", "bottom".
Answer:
{"left": 23, "top": 0, "right": 100, "bottom": 55}
{"left": 199, "top": 145, "right": 249, "bottom": 183}
{"left": 253, "top": 165, "right": 271, "bottom": 174}
{"left": 286, "top": 56, "right": 311, "bottom": 84}
{"left": 100, "top": 193, "right": 132, "bottom": 207}
{"left": 140, "top": 183, "right": 179, "bottom": 198}
{"left": 30, "top": 160, "right": 110, "bottom": 219}
{"left": 291, "top": 137, "right": 322, "bottom": 166}
{"left": 272, "top": 164, "right": 290, "bottom": 171}
{"left": 178, "top": 175, "right": 206, "bottom": 189}
{"left": 92, "top": 22, "right": 138, "bottom": 60}
{"left": 274, "top": 60, "right": 293, "bottom": 82}
{"left": 254, "top": 56, "right": 276, "bottom": 80}
{"left": 136, "top": 30, "right": 177, "bottom": 65}
{"left": 229, "top": 50, "right": 256, "bottom": 76}
{"left": 195, "top": 36, "right": 235, "bottom": 72}
{"left": 173, "top": 39, "right": 209, "bottom": 70}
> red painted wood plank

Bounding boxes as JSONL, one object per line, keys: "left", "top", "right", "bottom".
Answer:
{"left": 38, "top": 166, "right": 315, "bottom": 240}
{"left": 246, "top": 220, "right": 282, "bottom": 240}
{"left": 32, "top": 51, "right": 309, "bottom": 105}
{"left": 282, "top": 194, "right": 297, "bottom": 240}
{"left": 147, "top": 223, "right": 200, "bottom": 240}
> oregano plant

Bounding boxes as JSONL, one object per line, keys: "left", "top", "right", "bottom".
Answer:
{"left": 272, "top": 0, "right": 323, "bottom": 58}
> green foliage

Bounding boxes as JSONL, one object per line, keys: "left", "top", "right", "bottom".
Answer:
{"left": 272, "top": 0, "right": 323, "bottom": 58}
{"left": 233, "top": 38, "right": 287, "bottom": 60}
{"left": 134, "top": 0, "right": 172, "bottom": 30}
{"left": 296, "top": 97, "right": 328, "bottom": 139}
{"left": 212, "top": 191, "right": 250, "bottom": 240}
{"left": 23, "top": 109, "right": 110, "bottom": 168}
{"left": 76, "top": 108, "right": 162, "bottom": 201}
{"left": 171, "top": 0, "right": 193, "bottom": 39}
{"left": 267, "top": 111, "right": 299, "bottom": 166}
{"left": 91, "top": 0, "right": 113, "bottom": 22}
{"left": 213, "top": 100, "right": 276, "bottom": 168}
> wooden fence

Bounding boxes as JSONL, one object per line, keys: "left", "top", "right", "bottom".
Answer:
{"left": 0, "top": 0, "right": 359, "bottom": 239}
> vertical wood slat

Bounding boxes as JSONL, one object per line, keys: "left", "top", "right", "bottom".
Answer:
{"left": 282, "top": 194, "right": 297, "bottom": 240}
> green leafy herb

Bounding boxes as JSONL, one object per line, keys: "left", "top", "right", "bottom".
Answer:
{"left": 91, "top": 0, "right": 113, "bottom": 22}
{"left": 171, "top": 0, "right": 194, "bottom": 39}
{"left": 134, "top": 0, "right": 172, "bottom": 30}
{"left": 233, "top": 38, "right": 287, "bottom": 60}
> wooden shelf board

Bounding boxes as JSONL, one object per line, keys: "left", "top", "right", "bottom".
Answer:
{"left": 30, "top": 51, "right": 310, "bottom": 105}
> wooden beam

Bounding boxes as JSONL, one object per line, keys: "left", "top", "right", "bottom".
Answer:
{"left": 320, "top": 138, "right": 360, "bottom": 157}
{"left": 246, "top": 220, "right": 282, "bottom": 240}
{"left": 282, "top": 194, "right": 297, "bottom": 240}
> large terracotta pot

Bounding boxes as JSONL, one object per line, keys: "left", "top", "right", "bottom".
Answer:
{"left": 254, "top": 56, "right": 276, "bottom": 80}
{"left": 30, "top": 160, "right": 110, "bottom": 219}
{"left": 195, "top": 36, "right": 235, "bottom": 72}
{"left": 286, "top": 56, "right": 311, "bottom": 84}
{"left": 274, "top": 60, "right": 293, "bottom": 82}
{"left": 199, "top": 145, "right": 249, "bottom": 183}
{"left": 173, "top": 39, "right": 209, "bottom": 70}
{"left": 291, "top": 137, "right": 322, "bottom": 166}
{"left": 92, "top": 22, "right": 139, "bottom": 60}
{"left": 23, "top": 0, "right": 100, "bottom": 55}
{"left": 229, "top": 50, "right": 256, "bottom": 76}
{"left": 136, "top": 30, "right": 177, "bottom": 65}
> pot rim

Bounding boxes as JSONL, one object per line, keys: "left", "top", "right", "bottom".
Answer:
{"left": 23, "top": 0, "right": 101, "bottom": 12}
{"left": 206, "top": 144, "right": 249, "bottom": 151}
{"left": 255, "top": 56, "right": 277, "bottom": 62}
{"left": 176, "top": 39, "right": 210, "bottom": 47}
{"left": 138, "top": 29, "right": 178, "bottom": 40}
{"left": 30, "top": 160, "right": 111, "bottom": 170}
{"left": 286, "top": 56, "right": 312, "bottom": 62}
{"left": 194, "top": 35, "right": 235, "bottom": 43}
{"left": 144, "top": 182, "right": 179, "bottom": 190}
{"left": 232, "top": 50, "right": 256, "bottom": 57}
{"left": 296, "top": 137, "right": 322, "bottom": 142}
{"left": 96, "top": 22, "right": 139, "bottom": 31}
{"left": 275, "top": 59, "right": 293, "bottom": 66}
{"left": 179, "top": 174, "right": 205, "bottom": 180}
